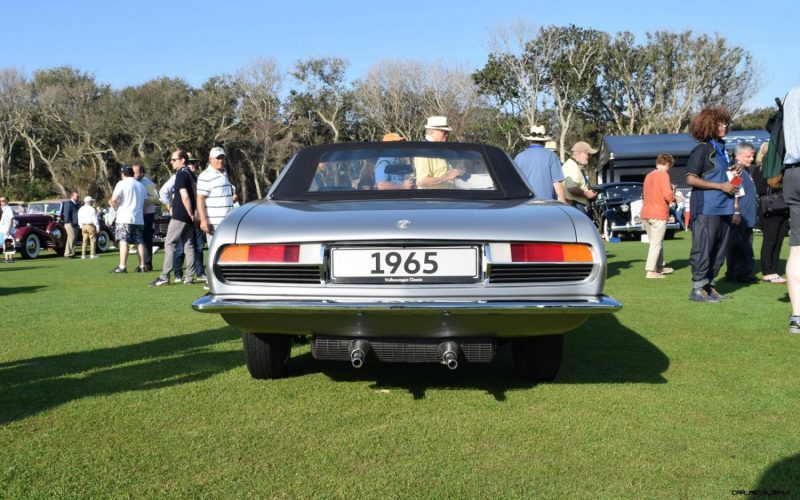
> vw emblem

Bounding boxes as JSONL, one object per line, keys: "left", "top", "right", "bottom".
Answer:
{"left": 396, "top": 219, "right": 411, "bottom": 229}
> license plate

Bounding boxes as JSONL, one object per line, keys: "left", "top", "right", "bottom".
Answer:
{"left": 330, "top": 247, "right": 480, "bottom": 284}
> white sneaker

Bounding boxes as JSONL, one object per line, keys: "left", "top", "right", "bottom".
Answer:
{"left": 81, "top": 256, "right": 86, "bottom": 259}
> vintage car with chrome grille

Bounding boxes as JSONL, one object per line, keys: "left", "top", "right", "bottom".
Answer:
{"left": 192, "top": 142, "right": 621, "bottom": 382}
{"left": 13, "top": 200, "right": 112, "bottom": 259}
{"left": 589, "top": 182, "right": 681, "bottom": 240}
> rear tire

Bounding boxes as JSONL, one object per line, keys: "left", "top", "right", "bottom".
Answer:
{"left": 242, "top": 333, "right": 291, "bottom": 379}
{"left": 511, "top": 334, "right": 564, "bottom": 382}
{"left": 665, "top": 229, "right": 675, "bottom": 240}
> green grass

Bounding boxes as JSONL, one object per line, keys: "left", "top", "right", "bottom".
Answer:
{"left": 1, "top": 234, "right": 799, "bottom": 498}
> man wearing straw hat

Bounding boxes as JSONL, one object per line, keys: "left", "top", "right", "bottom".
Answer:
{"left": 513, "top": 125, "right": 566, "bottom": 202}
{"left": 414, "top": 116, "right": 464, "bottom": 189}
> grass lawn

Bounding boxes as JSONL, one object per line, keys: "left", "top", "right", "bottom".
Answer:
{"left": 1, "top": 232, "right": 799, "bottom": 498}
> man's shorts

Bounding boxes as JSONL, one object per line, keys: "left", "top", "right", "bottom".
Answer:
{"left": 115, "top": 223, "right": 144, "bottom": 244}
{"left": 783, "top": 167, "right": 800, "bottom": 246}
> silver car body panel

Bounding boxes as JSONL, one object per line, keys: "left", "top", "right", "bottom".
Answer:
{"left": 194, "top": 196, "right": 620, "bottom": 338}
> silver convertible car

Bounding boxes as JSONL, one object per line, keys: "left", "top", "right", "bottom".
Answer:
{"left": 193, "top": 142, "right": 621, "bottom": 382}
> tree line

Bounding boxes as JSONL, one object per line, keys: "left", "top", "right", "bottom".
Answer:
{"left": 0, "top": 24, "right": 768, "bottom": 203}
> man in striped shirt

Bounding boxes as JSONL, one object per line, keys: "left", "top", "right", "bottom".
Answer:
{"left": 197, "top": 146, "right": 236, "bottom": 236}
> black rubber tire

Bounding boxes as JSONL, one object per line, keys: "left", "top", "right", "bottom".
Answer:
{"left": 96, "top": 230, "right": 111, "bottom": 253}
{"left": 21, "top": 234, "right": 41, "bottom": 259}
{"left": 242, "top": 333, "right": 291, "bottom": 379}
{"left": 511, "top": 334, "right": 565, "bottom": 382}
{"left": 665, "top": 229, "right": 675, "bottom": 240}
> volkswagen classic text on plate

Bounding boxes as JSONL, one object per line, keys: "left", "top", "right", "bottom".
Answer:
{"left": 192, "top": 142, "right": 621, "bottom": 382}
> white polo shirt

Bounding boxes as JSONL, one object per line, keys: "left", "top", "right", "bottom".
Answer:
{"left": 196, "top": 166, "right": 235, "bottom": 226}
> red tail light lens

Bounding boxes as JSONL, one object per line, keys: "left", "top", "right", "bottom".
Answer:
{"left": 510, "top": 243, "right": 593, "bottom": 263}
{"left": 219, "top": 244, "right": 300, "bottom": 263}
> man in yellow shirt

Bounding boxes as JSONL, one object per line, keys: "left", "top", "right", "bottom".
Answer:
{"left": 414, "top": 116, "right": 464, "bottom": 189}
{"left": 562, "top": 141, "right": 598, "bottom": 211}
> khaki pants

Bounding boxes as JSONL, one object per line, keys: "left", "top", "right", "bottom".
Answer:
{"left": 64, "top": 224, "right": 77, "bottom": 257}
{"left": 81, "top": 224, "right": 97, "bottom": 257}
{"left": 642, "top": 218, "right": 667, "bottom": 272}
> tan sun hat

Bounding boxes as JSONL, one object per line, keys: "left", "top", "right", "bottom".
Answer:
{"left": 382, "top": 132, "right": 406, "bottom": 142}
{"left": 522, "top": 125, "right": 552, "bottom": 142}
{"left": 424, "top": 116, "right": 452, "bottom": 131}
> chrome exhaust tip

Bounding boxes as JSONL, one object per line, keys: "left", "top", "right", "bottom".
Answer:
{"left": 438, "top": 340, "right": 459, "bottom": 370}
{"left": 350, "top": 339, "right": 370, "bottom": 369}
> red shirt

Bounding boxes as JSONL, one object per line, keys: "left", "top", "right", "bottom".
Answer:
{"left": 641, "top": 169, "right": 675, "bottom": 220}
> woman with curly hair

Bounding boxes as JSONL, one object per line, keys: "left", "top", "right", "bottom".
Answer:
{"left": 685, "top": 107, "right": 740, "bottom": 303}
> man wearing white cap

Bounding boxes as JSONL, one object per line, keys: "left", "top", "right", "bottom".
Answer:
{"left": 197, "top": 146, "right": 236, "bottom": 236}
{"left": 77, "top": 195, "right": 100, "bottom": 259}
{"left": 414, "top": 116, "right": 464, "bottom": 188}
{"left": 562, "top": 141, "right": 599, "bottom": 211}
{"left": 514, "top": 125, "right": 566, "bottom": 202}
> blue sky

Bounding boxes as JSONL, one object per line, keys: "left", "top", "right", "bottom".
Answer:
{"left": 3, "top": 0, "right": 798, "bottom": 110}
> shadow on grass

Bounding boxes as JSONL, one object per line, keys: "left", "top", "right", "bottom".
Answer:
{"left": 0, "top": 266, "right": 48, "bottom": 272}
{"left": 754, "top": 453, "right": 799, "bottom": 494}
{"left": 605, "top": 252, "right": 640, "bottom": 278}
{"left": 287, "top": 314, "right": 668, "bottom": 401}
{"left": 0, "top": 285, "right": 46, "bottom": 297}
{"left": 0, "top": 328, "right": 241, "bottom": 425}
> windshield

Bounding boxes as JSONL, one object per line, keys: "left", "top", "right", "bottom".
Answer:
{"left": 309, "top": 148, "right": 496, "bottom": 193}
{"left": 27, "top": 202, "right": 62, "bottom": 215}
{"left": 270, "top": 142, "right": 532, "bottom": 201}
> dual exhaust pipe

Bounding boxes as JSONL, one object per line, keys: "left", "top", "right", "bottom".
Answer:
{"left": 349, "top": 339, "right": 459, "bottom": 370}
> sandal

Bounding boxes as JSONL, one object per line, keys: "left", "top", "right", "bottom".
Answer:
{"left": 657, "top": 267, "right": 674, "bottom": 274}
{"left": 646, "top": 272, "right": 665, "bottom": 279}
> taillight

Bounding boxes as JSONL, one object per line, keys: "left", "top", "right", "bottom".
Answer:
{"left": 219, "top": 244, "right": 300, "bottom": 263}
{"left": 510, "top": 243, "right": 593, "bottom": 263}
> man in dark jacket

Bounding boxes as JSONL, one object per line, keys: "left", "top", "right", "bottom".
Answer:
{"left": 149, "top": 149, "right": 197, "bottom": 286}
{"left": 724, "top": 142, "right": 758, "bottom": 283}
{"left": 62, "top": 191, "right": 80, "bottom": 258}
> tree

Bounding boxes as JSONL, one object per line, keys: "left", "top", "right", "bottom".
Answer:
{"left": 643, "top": 30, "right": 760, "bottom": 133}
{"left": 544, "top": 25, "right": 607, "bottom": 160}
{"left": 22, "top": 66, "right": 112, "bottom": 197}
{"left": 353, "top": 59, "right": 486, "bottom": 143}
{"left": 0, "top": 68, "right": 30, "bottom": 188}
{"left": 233, "top": 58, "right": 292, "bottom": 199}
{"left": 732, "top": 106, "right": 774, "bottom": 131}
{"left": 473, "top": 22, "right": 559, "bottom": 150}
{"left": 117, "top": 77, "right": 194, "bottom": 173}
{"left": 289, "top": 57, "right": 351, "bottom": 144}
{"left": 352, "top": 59, "right": 427, "bottom": 141}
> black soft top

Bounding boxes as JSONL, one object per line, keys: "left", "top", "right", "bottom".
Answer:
{"left": 269, "top": 142, "right": 533, "bottom": 201}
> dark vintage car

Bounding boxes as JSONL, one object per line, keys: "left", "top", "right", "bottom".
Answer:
{"left": 193, "top": 142, "right": 622, "bottom": 382}
{"left": 153, "top": 212, "right": 170, "bottom": 246}
{"left": 13, "top": 199, "right": 112, "bottom": 259}
{"left": 588, "top": 182, "right": 680, "bottom": 241}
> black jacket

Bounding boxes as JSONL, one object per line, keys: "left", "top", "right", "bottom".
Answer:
{"left": 62, "top": 200, "right": 79, "bottom": 227}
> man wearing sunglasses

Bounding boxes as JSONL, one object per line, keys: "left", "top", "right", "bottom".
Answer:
{"left": 150, "top": 149, "right": 197, "bottom": 286}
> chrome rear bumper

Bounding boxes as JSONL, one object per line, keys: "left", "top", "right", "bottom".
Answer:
{"left": 192, "top": 295, "right": 621, "bottom": 338}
